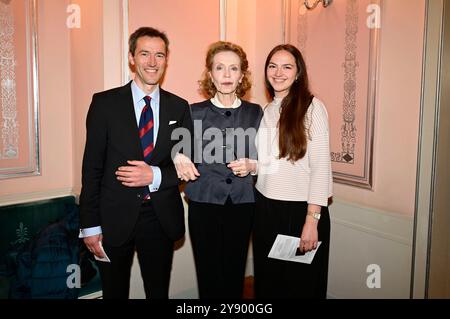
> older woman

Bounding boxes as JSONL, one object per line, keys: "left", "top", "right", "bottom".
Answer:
{"left": 175, "top": 41, "right": 262, "bottom": 298}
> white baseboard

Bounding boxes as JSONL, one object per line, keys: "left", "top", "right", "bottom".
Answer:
{"left": 331, "top": 199, "right": 413, "bottom": 245}
{"left": 327, "top": 198, "right": 413, "bottom": 298}
{"left": 0, "top": 188, "right": 75, "bottom": 206}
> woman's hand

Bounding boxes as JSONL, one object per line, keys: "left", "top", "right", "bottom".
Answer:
{"left": 227, "top": 158, "right": 257, "bottom": 177}
{"left": 173, "top": 153, "right": 200, "bottom": 181}
{"left": 299, "top": 216, "right": 319, "bottom": 253}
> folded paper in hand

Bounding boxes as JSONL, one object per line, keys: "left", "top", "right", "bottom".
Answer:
{"left": 94, "top": 241, "right": 111, "bottom": 263}
{"left": 268, "top": 234, "right": 321, "bottom": 264}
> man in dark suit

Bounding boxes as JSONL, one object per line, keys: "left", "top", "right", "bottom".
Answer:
{"left": 79, "top": 27, "right": 192, "bottom": 299}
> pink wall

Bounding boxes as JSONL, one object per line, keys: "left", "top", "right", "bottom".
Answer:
{"left": 333, "top": 0, "right": 425, "bottom": 215}
{"left": 128, "top": 0, "right": 220, "bottom": 104}
{"left": 225, "top": 0, "right": 285, "bottom": 103}
{"left": 0, "top": 0, "right": 74, "bottom": 198}
{"left": 70, "top": 0, "right": 104, "bottom": 194}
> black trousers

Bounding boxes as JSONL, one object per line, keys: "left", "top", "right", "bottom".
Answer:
{"left": 97, "top": 202, "right": 174, "bottom": 299}
{"left": 253, "top": 190, "right": 330, "bottom": 299}
{"left": 189, "top": 199, "right": 254, "bottom": 299}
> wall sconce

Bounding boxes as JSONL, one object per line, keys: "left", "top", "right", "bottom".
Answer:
{"left": 304, "top": 0, "right": 332, "bottom": 10}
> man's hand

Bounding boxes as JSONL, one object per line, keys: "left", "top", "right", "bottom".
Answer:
{"left": 116, "top": 160, "right": 154, "bottom": 187}
{"left": 83, "top": 234, "right": 105, "bottom": 258}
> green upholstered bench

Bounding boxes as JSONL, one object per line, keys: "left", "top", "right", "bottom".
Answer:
{"left": 0, "top": 196, "right": 101, "bottom": 299}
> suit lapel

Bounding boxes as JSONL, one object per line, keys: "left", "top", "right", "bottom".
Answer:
{"left": 149, "top": 88, "right": 170, "bottom": 163}
{"left": 117, "top": 82, "right": 143, "bottom": 160}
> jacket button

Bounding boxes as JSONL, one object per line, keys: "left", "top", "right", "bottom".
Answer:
{"left": 226, "top": 178, "right": 232, "bottom": 184}
{"left": 225, "top": 111, "right": 232, "bottom": 117}
{"left": 137, "top": 194, "right": 142, "bottom": 199}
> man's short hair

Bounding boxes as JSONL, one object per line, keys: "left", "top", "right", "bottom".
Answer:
{"left": 129, "top": 27, "right": 169, "bottom": 56}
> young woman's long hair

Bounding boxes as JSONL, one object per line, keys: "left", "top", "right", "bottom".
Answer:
{"left": 264, "top": 44, "right": 313, "bottom": 162}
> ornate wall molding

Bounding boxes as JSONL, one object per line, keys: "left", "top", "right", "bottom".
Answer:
{"left": 0, "top": 1, "right": 19, "bottom": 159}
{"left": 288, "top": 0, "right": 379, "bottom": 188}
{"left": 331, "top": 0, "right": 358, "bottom": 164}
{"left": 0, "top": 0, "right": 40, "bottom": 179}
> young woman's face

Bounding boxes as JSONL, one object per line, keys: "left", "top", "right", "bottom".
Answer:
{"left": 209, "top": 51, "right": 243, "bottom": 96}
{"left": 266, "top": 50, "right": 298, "bottom": 98}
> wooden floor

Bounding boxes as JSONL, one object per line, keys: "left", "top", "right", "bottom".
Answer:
{"left": 242, "top": 276, "right": 254, "bottom": 299}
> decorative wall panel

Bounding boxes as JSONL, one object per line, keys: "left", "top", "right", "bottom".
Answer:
{"left": 0, "top": 0, "right": 39, "bottom": 179}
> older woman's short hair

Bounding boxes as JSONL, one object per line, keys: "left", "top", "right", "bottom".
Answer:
{"left": 199, "top": 41, "right": 251, "bottom": 98}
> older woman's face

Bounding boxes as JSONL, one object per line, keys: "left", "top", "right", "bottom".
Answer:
{"left": 209, "top": 51, "right": 243, "bottom": 96}
{"left": 266, "top": 50, "right": 298, "bottom": 98}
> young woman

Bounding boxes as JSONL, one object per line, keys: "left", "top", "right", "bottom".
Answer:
{"left": 253, "top": 44, "right": 333, "bottom": 298}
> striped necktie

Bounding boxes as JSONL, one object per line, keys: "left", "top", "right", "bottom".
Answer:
{"left": 139, "top": 96, "right": 154, "bottom": 199}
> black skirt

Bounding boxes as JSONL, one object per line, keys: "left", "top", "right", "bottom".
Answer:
{"left": 253, "top": 190, "right": 330, "bottom": 298}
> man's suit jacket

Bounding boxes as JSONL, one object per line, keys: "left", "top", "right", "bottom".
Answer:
{"left": 80, "top": 82, "right": 192, "bottom": 247}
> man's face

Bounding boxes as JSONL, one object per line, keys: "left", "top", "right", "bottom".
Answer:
{"left": 129, "top": 36, "right": 167, "bottom": 93}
